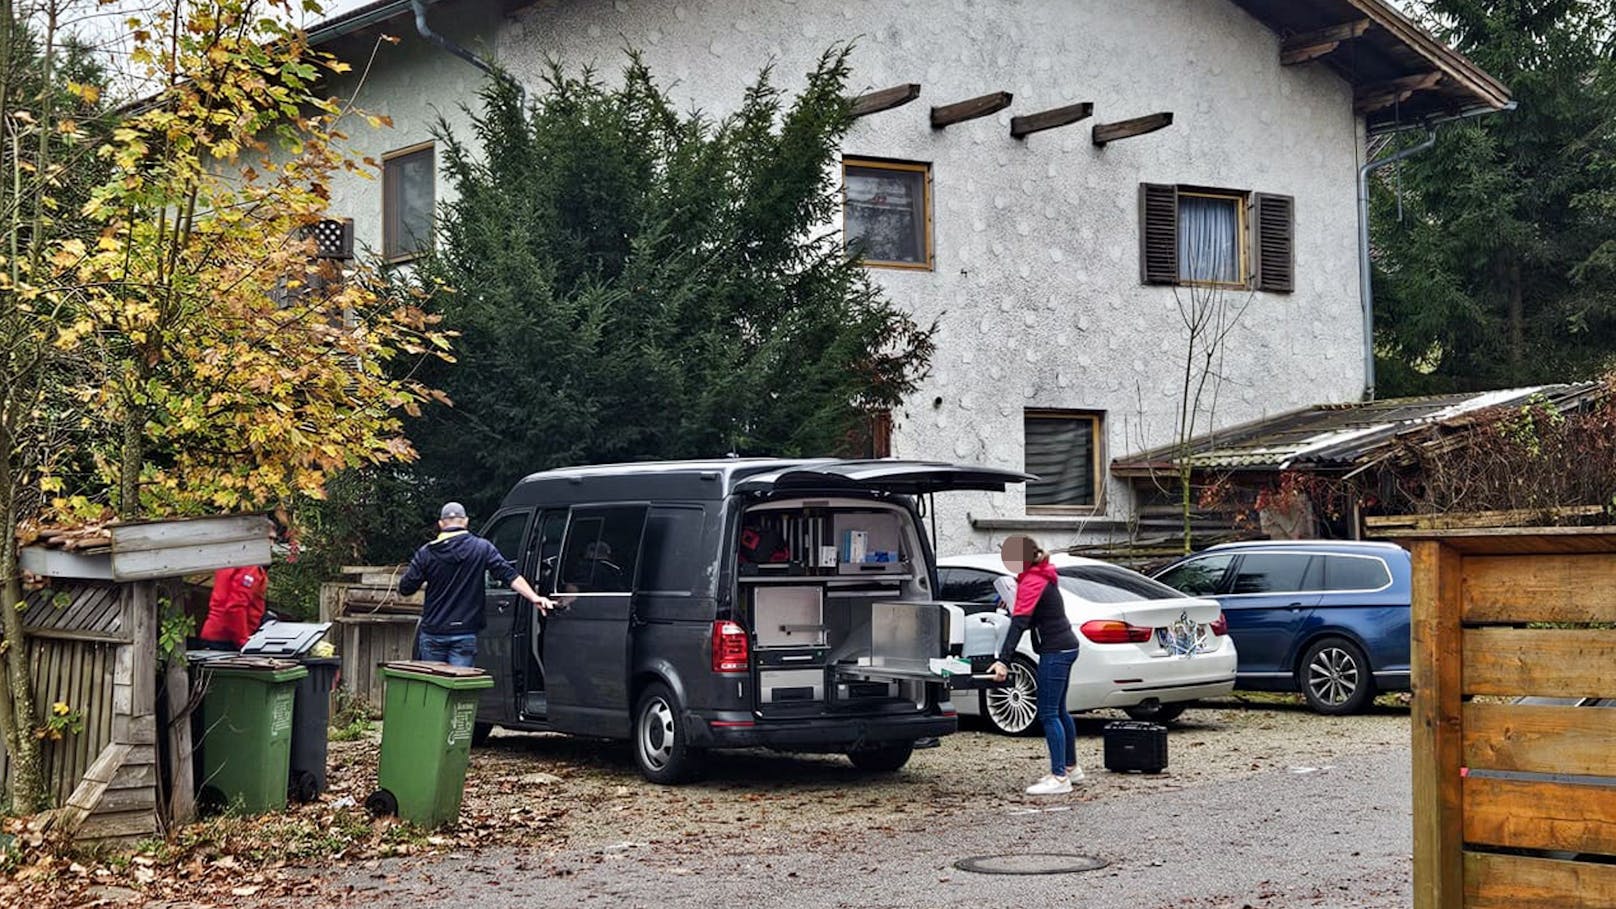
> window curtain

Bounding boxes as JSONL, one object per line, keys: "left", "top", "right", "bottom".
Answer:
{"left": 1178, "top": 195, "right": 1240, "bottom": 284}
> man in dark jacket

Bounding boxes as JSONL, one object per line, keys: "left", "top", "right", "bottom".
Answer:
{"left": 399, "top": 502, "right": 553, "bottom": 666}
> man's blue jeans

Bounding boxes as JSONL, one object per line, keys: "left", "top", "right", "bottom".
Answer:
{"left": 418, "top": 632, "right": 478, "bottom": 667}
{"left": 1036, "top": 648, "right": 1079, "bottom": 777}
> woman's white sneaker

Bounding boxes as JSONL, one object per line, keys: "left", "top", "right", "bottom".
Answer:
{"left": 1025, "top": 774, "right": 1072, "bottom": 795}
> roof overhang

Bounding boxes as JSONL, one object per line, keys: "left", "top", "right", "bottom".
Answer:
{"left": 1227, "top": 0, "right": 1512, "bottom": 133}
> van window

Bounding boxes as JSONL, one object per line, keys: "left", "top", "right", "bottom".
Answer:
{"left": 482, "top": 510, "right": 531, "bottom": 589}
{"left": 1156, "top": 554, "right": 1233, "bottom": 596}
{"left": 1323, "top": 555, "right": 1391, "bottom": 591}
{"left": 1230, "top": 553, "right": 1315, "bottom": 595}
{"left": 532, "top": 510, "right": 568, "bottom": 594}
{"left": 560, "top": 506, "right": 646, "bottom": 594}
{"left": 639, "top": 506, "right": 705, "bottom": 594}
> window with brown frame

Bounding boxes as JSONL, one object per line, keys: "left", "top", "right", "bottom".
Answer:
{"left": 1024, "top": 410, "right": 1103, "bottom": 510}
{"left": 1139, "top": 183, "right": 1293, "bottom": 293}
{"left": 842, "top": 158, "right": 932, "bottom": 269}
{"left": 383, "top": 143, "right": 435, "bottom": 261}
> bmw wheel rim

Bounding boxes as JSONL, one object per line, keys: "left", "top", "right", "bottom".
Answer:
{"left": 1307, "top": 647, "right": 1360, "bottom": 706}
{"left": 986, "top": 663, "right": 1039, "bottom": 734}
{"left": 639, "top": 696, "right": 676, "bottom": 771}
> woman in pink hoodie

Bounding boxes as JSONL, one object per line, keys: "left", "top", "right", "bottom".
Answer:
{"left": 989, "top": 535, "right": 1082, "bottom": 794}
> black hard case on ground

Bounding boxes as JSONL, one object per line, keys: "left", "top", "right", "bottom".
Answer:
{"left": 1103, "top": 720, "right": 1168, "bottom": 774}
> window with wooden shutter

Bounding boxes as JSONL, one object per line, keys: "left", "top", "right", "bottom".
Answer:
{"left": 1253, "top": 193, "right": 1295, "bottom": 294}
{"left": 1139, "top": 183, "right": 1178, "bottom": 285}
{"left": 1024, "top": 410, "right": 1104, "bottom": 511}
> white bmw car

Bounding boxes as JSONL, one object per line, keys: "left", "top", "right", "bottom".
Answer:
{"left": 938, "top": 553, "right": 1239, "bottom": 735}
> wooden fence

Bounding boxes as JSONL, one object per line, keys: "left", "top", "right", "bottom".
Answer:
{"left": 1402, "top": 527, "right": 1616, "bottom": 909}
{"left": 320, "top": 567, "right": 420, "bottom": 714}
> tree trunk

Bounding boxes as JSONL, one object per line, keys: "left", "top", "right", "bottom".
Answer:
{"left": 119, "top": 405, "right": 143, "bottom": 519}
{"left": 1507, "top": 256, "right": 1524, "bottom": 382}
{"left": 0, "top": 527, "right": 44, "bottom": 813}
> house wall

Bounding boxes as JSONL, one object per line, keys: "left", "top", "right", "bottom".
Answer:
{"left": 321, "top": 0, "right": 1367, "bottom": 556}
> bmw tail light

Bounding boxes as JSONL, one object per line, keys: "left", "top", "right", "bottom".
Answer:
{"left": 711, "top": 620, "right": 750, "bottom": 673}
{"left": 1210, "top": 612, "right": 1228, "bottom": 636}
{"left": 1079, "top": 619, "right": 1154, "bottom": 644}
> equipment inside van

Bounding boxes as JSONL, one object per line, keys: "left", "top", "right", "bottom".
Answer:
{"left": 469, "top": 459, "right": 1030, "bottom": 783}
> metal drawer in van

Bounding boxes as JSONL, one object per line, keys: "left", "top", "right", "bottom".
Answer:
{"left": 756, "top": 647, "right": 830, "bottom": 668}
{"left": 759, "top": 668, "right": 826, "bottom": 703}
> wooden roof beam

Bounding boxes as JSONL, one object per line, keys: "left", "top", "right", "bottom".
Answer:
{"left": 850, "top": 83, "right": 921, "bottom": 118}
{"left": 1092, "top": 112, "right": 1174, "bottom": 146}
{"left": 1009, "top": 102, "right": 1093, "bottom": 139}
{"left": 1281, "top": 19, "right": 1371, "bottom": 66}
{"left": 1355, "top": 72, "right": 1443, "bottom": 114}
{"left": 931, "top": 91, "right": 1013, "bottom": 129}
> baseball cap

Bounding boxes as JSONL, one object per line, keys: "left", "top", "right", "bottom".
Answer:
{"left": 439, "top": 502, "right": 468, "bottom": 520}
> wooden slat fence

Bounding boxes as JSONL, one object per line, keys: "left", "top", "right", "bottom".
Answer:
{"left": 1401, "top": 528, "right": 1616, "bottom": 909}
{"left": 321, "top": 568, "right": 420, "bottom": 714}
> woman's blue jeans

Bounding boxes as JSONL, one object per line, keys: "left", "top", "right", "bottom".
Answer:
{"left": 1036, "top": 648, "right": 1079, "bottom": 777}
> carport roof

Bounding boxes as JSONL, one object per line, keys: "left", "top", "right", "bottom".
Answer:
{"left": 1112, "top": 383, "right": 1605, "bottom": 476}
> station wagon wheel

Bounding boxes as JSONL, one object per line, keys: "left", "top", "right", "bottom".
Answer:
{"left": 1299, "top": 637, "right": 1374, "bottom": 715}
{"left": 634, "top": 681, "right": 705, "bottom": 784}
{"left": 983, "top": 656, "right": 1040, "bottom": 736}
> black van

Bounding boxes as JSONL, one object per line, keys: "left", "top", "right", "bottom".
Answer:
{"left": 469, "top": 458, "right": 1029, "bottom": 782}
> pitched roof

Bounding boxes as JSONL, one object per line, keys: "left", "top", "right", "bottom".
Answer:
{"left": 1113, "top": 383, "right": 1605, "bottom": 475}
{"left": 1227, "top": 0, "right": 1512, "bottom": 131}
{"left": 306, "top": 0, "right": 1511, "bottom": 133}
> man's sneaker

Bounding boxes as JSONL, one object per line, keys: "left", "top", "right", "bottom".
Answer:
{"left": 1066, "top": 765, "right": 1085, "bottom": 782}
{"left": 1025, "top": 774, "right": 1072, "bottom": 795}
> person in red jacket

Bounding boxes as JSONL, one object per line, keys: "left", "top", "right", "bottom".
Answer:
{"left": 198, "top": 565, "right": 269, "bottom": 650}
{"left": 989, "top": 535, "right": 1082, "bottom": 795}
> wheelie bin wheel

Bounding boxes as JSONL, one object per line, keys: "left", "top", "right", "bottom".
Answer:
{"left": 365, "top": 788, "right": 398, "bottom": 818}
{"left": 289, "top": 770, "right": 320, "bottom": 804}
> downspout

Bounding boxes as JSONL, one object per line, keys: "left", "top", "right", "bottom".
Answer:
{"left": 1356, "top": 101, "right": 1517, "bottom": 401}
{"left": 1357, "top": 129, "right": 1436, "bottom": 402}
{"left": 409, "top": 0, "right": 525, "bottom": 105}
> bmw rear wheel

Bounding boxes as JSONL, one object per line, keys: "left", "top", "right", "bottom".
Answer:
{"left": 982, "top": 656, "right": 1040, "bottom": 736}
{"left": 1299, "top": 637, "right": 1374, "bottom": 715}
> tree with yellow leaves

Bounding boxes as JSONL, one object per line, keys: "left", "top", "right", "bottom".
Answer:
{"left": 0, "top": 0, "right": 449, "bottom": 813}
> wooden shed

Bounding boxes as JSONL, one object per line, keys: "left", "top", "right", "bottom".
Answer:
{"left": 319, "top": 566, "right": 420, "bottom": 713}
{"left": 1387, "top": 521, "right": 1616, "bottom": 909}
{"left": 1, "top": 514, "right": 273, "bottom": 846}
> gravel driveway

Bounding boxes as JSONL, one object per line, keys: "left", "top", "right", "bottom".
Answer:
{"left": 297, "top": 696, "right": 1412, "bottom": 908}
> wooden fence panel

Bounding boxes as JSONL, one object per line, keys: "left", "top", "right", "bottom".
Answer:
{"left": 1463, "top": 553, "right": 1616, "bottom": 623}
{"left": 1464, "top": 776, "right": 1616, "bottom": 854}
{"left": 1464, "top": 852, "right": 1616, "bottom": 909}
{"left": 26, "top": 638, "right": 117, "bottom": 807}
{"left": 1463, "top": 628, "right": 1616, "bottom": 698}
{"left": 1464, "top": 702, "right": 1616, "bottom": 777}
{"left": 1412, "top": 540, "right": 1465, "bottom": 909}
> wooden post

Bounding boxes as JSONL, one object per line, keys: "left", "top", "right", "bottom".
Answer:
{"left": 1411, "top": 540, "right": 1464, "bottom": 909}
{"left": 1092, "top": 112, "right": 1174, "bottom": 146}
{"left": 930, "top": 91, "right": 1012, "bottom": 128}
{"left": 1009, "top": 102, "right": 1093, "bottom": 139}
{"left": 163, "top": 658, "right": 195, "bottom": 826}
{"left": 850, "top": 83, "right": 920, "bottom": 118}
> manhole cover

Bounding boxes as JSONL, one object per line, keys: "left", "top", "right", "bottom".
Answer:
{"left": 953, "top": 853, "right": 1109, "bottom": 875}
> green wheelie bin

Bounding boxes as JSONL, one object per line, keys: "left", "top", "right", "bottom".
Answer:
{"left": 365, "top": 661, "right": 492, "bottom": 828}
{"left": 194, "top": 656, "right": 308, "bottom": 815}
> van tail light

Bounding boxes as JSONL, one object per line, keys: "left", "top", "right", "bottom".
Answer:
{"left": 1210, "top": 612, "right": 1228, "bottom": 636}
{"left": 712, "top": 620, "right": 750, "bottom": 673}
{"left": 1079, "top": 619, "right": 1154, "bottom": 644}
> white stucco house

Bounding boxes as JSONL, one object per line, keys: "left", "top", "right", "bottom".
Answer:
{"left": 302, "top": 0, "right": 1508, "bottom": 554}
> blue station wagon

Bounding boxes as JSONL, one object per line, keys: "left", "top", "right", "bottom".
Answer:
{"left": 1151, "top": 541, "right": 1411, "bottom": 714}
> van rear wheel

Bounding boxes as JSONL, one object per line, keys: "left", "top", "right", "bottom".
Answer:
{"left": 847, "top": 742, "right": 914, "bottom": 772}
{"left": 634, "top": 682, "right": 705, "bottom": 784}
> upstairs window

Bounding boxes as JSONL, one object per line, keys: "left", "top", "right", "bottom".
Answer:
{"left": 1140, "top": 183, "right": 1294, "bottom": 293}
{"left": 383, "top": 143, "right": 435, "bottom": 261}
{"left": 1024, "top": 410, "right": 1103, "bottom": 510}
{"left": 843, "top": 158, "right": 932, "bottom": 269}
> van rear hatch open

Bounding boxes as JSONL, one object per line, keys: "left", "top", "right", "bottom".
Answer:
{"left": 734, "top": 460, "right": 1033, "bottom": 496}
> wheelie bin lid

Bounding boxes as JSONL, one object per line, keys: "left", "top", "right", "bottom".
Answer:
{"left": 196, "top": 655, "right": 309, "bottom": 683}
{"left": 379, "top": 660, "right": 494, "bottom": 690}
